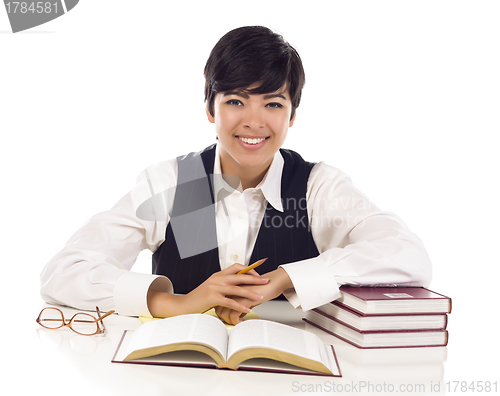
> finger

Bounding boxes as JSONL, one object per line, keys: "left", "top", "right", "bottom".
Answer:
{"left": 226, "top": 274, "right": 269, "bottom": 286}
{"left": 221, "top": 263, "right": 250, "bottom": 274}
{"left": 223, "top": 307, "right": 249, "bottom": 325}
{"left": 228, "top": 309, "right": 245, "bottom": 325}
{"left": 245, "top": 269, "right": 261, "bottom": 277}
{"left": 218, "top": 307, "right": 247, "bottom": 325}
{"left": 214, "top": 265, "right": 267, "bottom": 283}
{"left": 217, "top": 296, "right": 253, "bottom": 314}
{"left": 222, "top": 285, "right": 264, "bottom": 302}
{"left": 215, "top": 306, "right": 231, "bottom": 324}
{"left": 204, "top": 281, "right": 260, "bottom": 301}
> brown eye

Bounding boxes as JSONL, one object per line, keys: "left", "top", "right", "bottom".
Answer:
{"left": 266, "top": 102, "right": 283, "bottom": 108}
{"left": 226, "top": 99, "right": 243, "bottom": 106}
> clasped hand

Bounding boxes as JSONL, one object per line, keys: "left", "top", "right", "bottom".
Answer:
{"left": 147, "top": 264, "right": 292, "bottom": 325}
{"left": 212, "top": 265, "right": 292, "bottom": 325}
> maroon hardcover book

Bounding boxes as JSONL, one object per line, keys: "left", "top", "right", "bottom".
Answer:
{"left": 304, "top": 309, "right": 449, "bottom": 349}
{"left": 311, "top": 307, "right": 447, "bottom": 332}
{"left": 336, "top": 286, "right": 452, "bottom": 315}
{"left": 314, "top": 302, "right": 448, "bottom": 331}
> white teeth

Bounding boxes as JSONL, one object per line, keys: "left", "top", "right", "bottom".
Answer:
{"left": 239, "top": 137, "right": 266, "bottom": 145}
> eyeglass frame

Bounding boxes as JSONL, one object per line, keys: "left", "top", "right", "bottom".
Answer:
{"left": 36, "top": 306, "right": 115, "bottom": 336}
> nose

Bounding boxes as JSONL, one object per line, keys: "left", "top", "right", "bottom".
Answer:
{"left": 242, "top": 104, "right": 265, "bottom": 130}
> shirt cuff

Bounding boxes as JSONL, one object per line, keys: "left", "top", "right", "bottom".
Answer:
{"left": 280, "top": 256, "right": 341, "bottom": 311}
{"left": 114, "top": 271, "right": 173, "bottom": 317}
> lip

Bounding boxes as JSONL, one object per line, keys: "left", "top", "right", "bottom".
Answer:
{"left": 235, "top": 135, "right": 269, "bottom": 150}
{"left": 236, "top": 135, "right": 269, "bottom": 139}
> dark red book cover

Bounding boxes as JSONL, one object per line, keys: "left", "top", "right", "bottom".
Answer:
{"left": 340, "top": 286, "right": 450, "bottom": 302}
{"left": 303, "top": 316, "right": 449, "bottom": 349}
{"left": 311, "top": 308, "right": 448, "bottom": 333}
{"left": 330, "top": 301, "right": 450, "bottom": 319}
{"left": 338, "top": 286, "right": 452, "bottom": 314}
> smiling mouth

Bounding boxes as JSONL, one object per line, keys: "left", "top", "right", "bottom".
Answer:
{"left": 237, "top": 136, "right": 269, "bottom": 145}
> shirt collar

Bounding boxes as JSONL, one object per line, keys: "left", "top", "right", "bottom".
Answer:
{"left": 213, "top": 142, "right": 284, "bottom": 212}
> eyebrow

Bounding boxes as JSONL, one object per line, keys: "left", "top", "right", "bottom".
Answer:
{"left": 263, "top": 93, "right": 287, "bottom": 100}
{"left": 222, "top": 91, "right": 287, "bottom": 100}
{"left": 223, "top": 91, "right": 250, "bottom": 98}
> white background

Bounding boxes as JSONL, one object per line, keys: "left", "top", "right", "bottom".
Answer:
{"left": 1, "top": 0, "right": 499, "bottom": 393}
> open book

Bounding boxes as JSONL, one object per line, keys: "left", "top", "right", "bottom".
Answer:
{"left": 112, "top": 313, "right": 341, "bottom": 377}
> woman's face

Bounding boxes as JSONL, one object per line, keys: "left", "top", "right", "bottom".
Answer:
{"left": 206, "top": 85, "right": 295, "bottom": 179}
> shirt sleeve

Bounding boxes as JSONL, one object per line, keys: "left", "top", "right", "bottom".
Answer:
{"left": 280, "top": 162, "right": 432, "bottom": 311}
{"left": 39, "top": 159, "right": 178, "bottom": 317}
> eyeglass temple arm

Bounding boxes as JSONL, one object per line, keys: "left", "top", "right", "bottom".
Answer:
{"left": 95, "top": 307, "right": 115, "bottom": 325}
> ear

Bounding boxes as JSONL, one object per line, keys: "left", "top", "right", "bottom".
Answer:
{"left": 289, "top": 111, "right": 297, "bottom": 127}
{"left": 206, "top": 104, "right": 215, "bottom": 124}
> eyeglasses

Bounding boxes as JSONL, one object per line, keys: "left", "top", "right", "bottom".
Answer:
{"left": 36, "top": 306, "right": 115, "bottom": 336}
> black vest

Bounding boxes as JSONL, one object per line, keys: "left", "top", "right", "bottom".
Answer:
{"left": 152, "top": 144, "right": 319, "bottom": 296}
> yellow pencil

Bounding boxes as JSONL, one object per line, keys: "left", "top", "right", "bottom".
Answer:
{"left": 237, "top": 258, "right": 268, "bottom": 274}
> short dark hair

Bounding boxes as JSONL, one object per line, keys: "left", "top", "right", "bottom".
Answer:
{"left": 204, "top": 26, "right": 305, "bottom": 120}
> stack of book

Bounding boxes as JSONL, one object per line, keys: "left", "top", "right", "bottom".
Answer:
{"left": 304, "top": 286, "right": 452, "bottom": 349}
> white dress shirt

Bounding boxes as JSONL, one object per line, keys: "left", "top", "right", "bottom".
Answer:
{"left": 40, "top": 144, "right": 432, "bottom": 317}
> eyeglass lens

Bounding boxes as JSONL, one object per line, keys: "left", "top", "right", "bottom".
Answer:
{"left": 39, "top": 308, "right": 99, "bottom": 335}
{"left": 71, "top": 313, "right": 99, "bottom": 335}
{"left": 38, "top": 308, "right": 64, "bottom": 329}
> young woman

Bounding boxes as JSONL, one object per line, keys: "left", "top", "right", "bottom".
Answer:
{"left": 41, "top": 26, "right": 432, "bottom": 325}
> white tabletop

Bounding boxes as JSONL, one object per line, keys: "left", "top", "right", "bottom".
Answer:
{"left": 21, "top": 301, "right": 451, "bottom": 396}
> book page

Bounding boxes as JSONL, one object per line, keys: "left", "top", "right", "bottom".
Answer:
{"left": 236, "top": 358, "right": 330, "bottom": 375}
{"left": 227, "top": 319, "right": 333, "bottom": 370}
{"left": 114, "top": 331, "right": 218, "bottom": 367}
{"left": 125, "top": 313, "right": 229, "bottom": 360}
